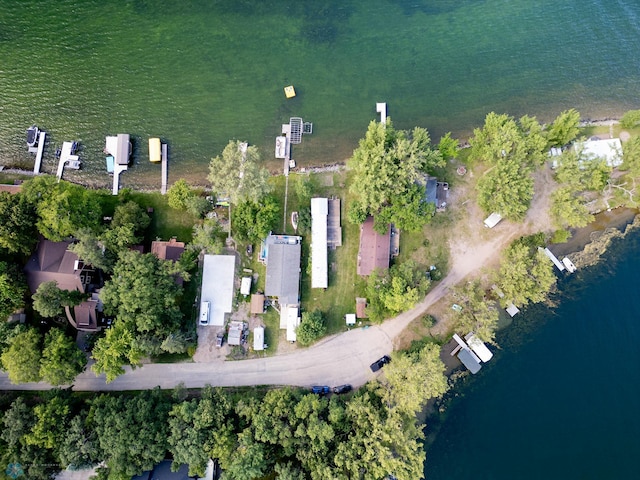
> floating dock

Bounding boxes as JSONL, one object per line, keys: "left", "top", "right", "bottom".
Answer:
{"left": 33, "top": 131, "right": 46, "bottom": 174}
{"left": 376, "top": 102, "right": 387, "bottom": 125}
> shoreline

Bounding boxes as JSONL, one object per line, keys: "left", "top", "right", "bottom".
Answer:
{"left": 421, "top": 207, "right": 640, "bottom": 447}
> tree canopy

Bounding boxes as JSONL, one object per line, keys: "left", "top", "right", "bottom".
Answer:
{"left": 348, "top": 120, "right": 444, "bottom": 232}
{"left": 231, "top": 195, "right": 280, "bottom": 243}
{"left": 296, "top": 310, "right": 326, "bottom": 346}
{"left": 0, "top": 327, "right": 42, "bottom": 383}
{"left": 22, "top": 176, "right": 102, "bottom": 241}
{"left": 40, "top": 329, "right": 87, "bottom": 385}
{"left": 93, "top": 251, "right": 186, "bottom": 381}
{"left": 379, "top": 343, "right": 448, "bottom": 415}
{"left": 208, "top": 140, "right": 271, "bottom": 205}
{"left": 0, "top": 261, "right": 26, "bottom": 321}
{"left": 89, "top": 390, "right": 172, "bottom": 478}
{"left": 546, "top": 108, "right": 581, "bottom": 147}
{"left": 451, "top": 280, "right": 500, "bottom": 342}
{"left": 0, "top": 192, "right": 38, "bottom": 254}
{"left": 497, "top": 237, "right": 557, "bottom": 308}
{"left": 32, "top": 281, "right": 84, "bottom": 318}
{"left": 471, "top": 112, "right": 547, "bottom": 219}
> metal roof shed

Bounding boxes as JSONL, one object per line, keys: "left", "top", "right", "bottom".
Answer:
{"left": 241, "top": 277, "right": 251, "bottom": 296}
{"left": 253, "top": 326, "right": 265, "bottom": 351}
{"left": 201, "top": 255, "right": 235, "bottom": 326}
{"left": 457, "top": 348, "right": 482, "bottom": 374}
{"left": 483, "top": 212, "right": 502, "bottom": 228}
{"left": 311, "top": 198, "right": 328, "bottom": 289}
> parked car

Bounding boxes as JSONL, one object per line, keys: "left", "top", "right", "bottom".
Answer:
{"left": 333, "top": 384, "right": 352, "bottom": 394}
{"left": 311, "top": 385, "right": 330, "bottom": 395}
{"left": 370, "top": 355, "right": 391, "bottom": 372}
{"left": 215, "top": 331, "right": 224, "bottom": 348}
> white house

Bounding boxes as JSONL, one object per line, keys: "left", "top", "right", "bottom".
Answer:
{"left": 575, "top": 137, "right": 623, "bottom": 168}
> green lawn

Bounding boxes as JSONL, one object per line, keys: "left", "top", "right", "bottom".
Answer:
{"left": 128, "top": 191, "right": 196, "bottom": 243}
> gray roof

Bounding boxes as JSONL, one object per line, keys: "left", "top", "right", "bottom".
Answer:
{"left": 265, "top": 242, "right": 301, "bottom": 305}
{"left": 24, "top": 239, "right": 84, "bottom": 294}
{"left": 132, "top": 461, "right": 191, "bottom": 480}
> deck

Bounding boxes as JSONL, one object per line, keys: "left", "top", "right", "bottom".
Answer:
{"left": 327, "top": 198, "right": 342, "bottom": 248}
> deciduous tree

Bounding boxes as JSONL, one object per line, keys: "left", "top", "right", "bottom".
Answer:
{"left": 0, "top": 192, "right": 38, "bottom": 254}
{"left": 89, "top": 390, "right": 172, "bottom": 479}
{"left": 208, "top": 140, "right": 271, "bottom": 204}
{"left": 32, "top": 280, "right": 84, "bottom": 318}
{"left": 379, "top": 344, "right": 448, "bottom": 415}
{"left": 0, "top": 261, "right": 26, "bottom": 321}
{"left": 296, "top": 310, "right": 326, "bottom": 346}
{"left": 0, "top": 328, "right": 42, "bottom": 383}
{"left": 232, "top": 195, "right": 280, "bottom": 242}
{"left": 40, "top": 328, "right": 87, "bottom": 385}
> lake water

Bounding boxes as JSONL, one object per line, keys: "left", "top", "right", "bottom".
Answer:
{"left": 424, "top": 230, "right": 640, "bottom": 479}
{"left": 2, "top": 0, "right": 640, "bottom": 189}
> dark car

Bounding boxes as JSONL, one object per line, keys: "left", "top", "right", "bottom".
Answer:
{"left": 311, "top": 385, "right": 330, "bottom": 395}
{"left": 215, "top": 331, "right": 224, "bottom": 348}
{"left": 333, "top": 384, "right": 352, "bottom": 394}
{"left": 370, "top": 355, "right": 391, "bottom": 372}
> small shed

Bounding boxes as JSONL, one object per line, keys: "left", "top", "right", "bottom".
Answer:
{"left": 483, "top": 212, "right": 502, "bottom": 228}
{"left": 241, "top": 277, "right": 252, "bottom": 296}
{"left": 506, "top": 302, "right": 520, "bottom": 317}
{"left": 253, "top": 326, "right": 265, "bottom": 351}
{"left": 355, "top": 297, "right": 368, "bottom": 318}
{"left": 345, "top": 313, "right": 356, "bottom": 326}
{"left": 250, "top": 294, "right": 265, "bottom": 314}
{"left": 228, "top": 321, "right": 245, "bottom": 346}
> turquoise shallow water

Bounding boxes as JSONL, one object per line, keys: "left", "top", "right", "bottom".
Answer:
{"left": 1, "top": 0, "right": 640, "bottom": 189}
{"left": 425, "top": 231, "right": 640, "bottom": 479}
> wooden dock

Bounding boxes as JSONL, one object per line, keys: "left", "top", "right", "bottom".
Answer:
{"left": 161, "top": 143, "right": 168, "bottom": 194}
{"left": 33, "top": 131, "right": 46, "bottom": 174}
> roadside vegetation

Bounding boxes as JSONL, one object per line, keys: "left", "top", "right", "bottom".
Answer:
{"left": 0, "top": 339, "right": 447, "bottom": 480}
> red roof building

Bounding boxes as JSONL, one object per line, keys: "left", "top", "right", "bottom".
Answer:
{"left": 357, "top": 217, "right": 391, "bottom": 276}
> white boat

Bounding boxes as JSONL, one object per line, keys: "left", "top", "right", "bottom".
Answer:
{"left": 27, "top": 125, "right": 39, "bottom": 147}
{"left": 562, "top": 257, "right": 577, "bottom": 273}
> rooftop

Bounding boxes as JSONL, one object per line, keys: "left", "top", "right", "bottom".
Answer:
{"left": 357, "top": 217, "right": 391, "bottom": 276}
{"left": 201, "top": 255, "right": 236, "bottom": 326}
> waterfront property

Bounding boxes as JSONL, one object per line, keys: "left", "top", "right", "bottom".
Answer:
{"left": 465, "top": 333, "right": 494, "bottom": 363}
{"left": 200, "top": 254, "right": 236, "bottom": 327}
{"left": 575, "top": 137, "right": 623, "bottom": 168}
{"left": 311, "top": 197, "right": 329, "bottom": 289}
{"left": 357, "top": 216, "right": 391, "bottom": 276}
{"left": 451, "top": 333, "right": 482, "bottom": 374}
{"left": 25, "top": 239, "right": 87, "bottom": 294}
{"left": 105, "top": 133, "right": 131, "bottom": 195}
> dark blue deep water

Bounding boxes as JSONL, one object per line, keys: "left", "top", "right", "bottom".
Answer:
{"left": 425, "top": 232, "right": 640, "bottom": 479}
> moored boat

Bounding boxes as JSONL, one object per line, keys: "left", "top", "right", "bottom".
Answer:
{"left": 26, "top": 125, "right": 39, "bottom": 147}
